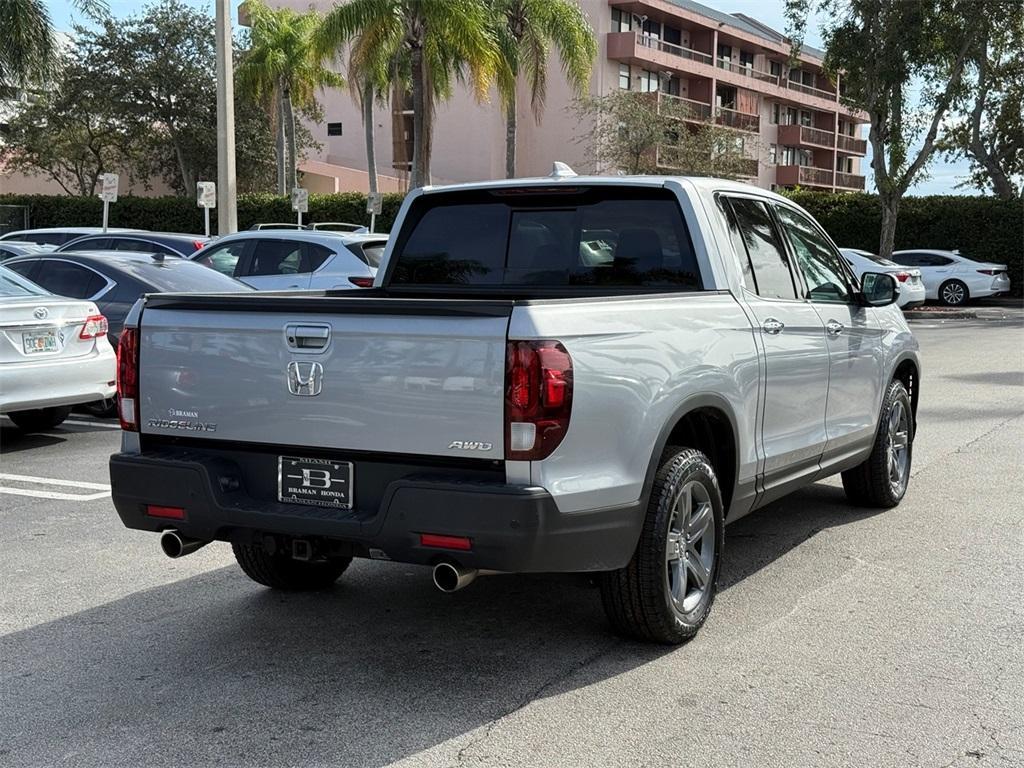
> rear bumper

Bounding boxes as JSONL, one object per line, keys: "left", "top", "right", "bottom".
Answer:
{"left": 0, "top": 349, "right": 115, "bottom": 413}
{"left": 109, "top": 451, "right": 642, "bottom": 573}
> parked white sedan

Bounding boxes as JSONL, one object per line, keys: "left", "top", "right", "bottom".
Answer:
{"left": 840, "top": 249, "right": 926, "bottom": 308}
{"left": 0, "top": 266, "right": 116, "bottom": 432}
{"left": 891, "top": 249, "right": 1012, "bottom": 306}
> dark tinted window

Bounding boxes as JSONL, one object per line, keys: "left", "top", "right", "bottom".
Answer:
{"left": 66, "top": 237, "right": 110, "bottom": 251}
{"left": 894, "top": 252, "right": 952, "bottom": 267}
{"left": 726, "top": 198, "right": 797, "bottom": 299}
{"left": 924, "top": 254, "right": 954, "bottom": 266}
{"left": 26, "top": 233, "right": 69, "bottom": 246}
{"left": 716, "top": 196, "right": 756, "bottom": 289}
{"left": 33, "top": 260, "right": 107, "bottom": 299}
{"left": 0, "top": 265, "right": 46, "bottom": 296}
{"left": 247, "top": 240, "right": 304, "bottom": 276}
{"left": 4, "top": 260, "right": 37, "bottom": 280}
{"left": 0, "top": 247, "right": 17, "bottom": 260}
{"left": 775, "top": 206, "right": 853, "bottom": 303}
{"left": 391, "top": 188, "right": 701, "bottom": 289}
{"left": 349, "top": 240, "right": 387, "bottom": 268}
{"left": 113, "top": 238, "right": 166, "bottom": 254}
{"left": 306, "top": 244, "right": 333, "bottom": 271}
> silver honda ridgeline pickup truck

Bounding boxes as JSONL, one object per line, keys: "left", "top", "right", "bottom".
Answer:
{"left": 110, "top": 175, "right": 920, "bottom": 644}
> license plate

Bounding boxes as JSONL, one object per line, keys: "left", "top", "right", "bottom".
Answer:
{"left": 278, "top": 456, "right": 352, "bottom": 509}
{"left": 23, "top": 329, "right": 58, "bottom": 355}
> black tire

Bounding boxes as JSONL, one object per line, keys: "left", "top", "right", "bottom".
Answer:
{"left": 7, "top": 406, "right": 72, "bottom": 432}
{"left": 842, "top": 379, "right": 914, "bottom": 508}
{"left": 82, "top": 399, "right": 118, "bottom": 418}
{"left": 232, "top": 542, "right": 351, "bottom": 591}
{"left": 939, "top": 279, "right": 969, "bottom": 306}
{"left": 599, "top": 447, "right": 724, "bottom": 644}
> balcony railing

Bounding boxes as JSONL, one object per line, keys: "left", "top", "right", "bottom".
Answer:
{"left": 776, "top": 165, "right": 834, "bottom": 187}
{"left": 786, "top": 80, "right": 838, "bottom": 101}
{"left": 835, "top": 171, "right": 866, "bottom": 190}
{"left": 636, "top": 33, "right": 713, "bottom": 66}
{"left": 837, "top": 134, "right": 868, "bottom": 155}
{"left": 778, "top": 123, "right": 835, "bottom": 148}
{"left": 715, "top": 107, "right": 760, "bottom": 132}
{"left": 716, "top": 57, "right": 780, "bottom": 86}
{"left": 657, "top": 92, "right": 713, "bottom": 121}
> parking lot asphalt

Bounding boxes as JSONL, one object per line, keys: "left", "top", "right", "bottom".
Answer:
{"left": 1, "top": 312, "right": 1022, "bottom": 768}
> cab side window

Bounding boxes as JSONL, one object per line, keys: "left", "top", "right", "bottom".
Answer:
{"left": 196, "top": 241, "right": 247, "bottom": 276}
{"left": 774, "top": 205, "right": 853, "bottom": 303}
{"left": 725, "top": 197, "right": 798, "bottom": 300}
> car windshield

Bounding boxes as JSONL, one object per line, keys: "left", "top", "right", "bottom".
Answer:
{"left": 0, "top": 266, "right": 48, "bottom": 297}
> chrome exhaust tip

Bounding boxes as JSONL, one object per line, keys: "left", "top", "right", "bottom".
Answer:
{"left": 159, "top": 529, "right": 209, "bottom": 559}
{"left": 432, "top": 562, "right": 478, "bottom": 593}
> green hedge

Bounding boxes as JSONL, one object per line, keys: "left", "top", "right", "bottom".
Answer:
{"left": 786, "top": 191, "right": 1023, "bottom": 296}
{"left": 0, "top": 192, "right": 406, "bottom": 235}
{"left": 3, "top": 190, "right": 1020, "bottom": 295}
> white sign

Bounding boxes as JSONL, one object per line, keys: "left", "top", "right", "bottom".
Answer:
{"left": 366, "top": 192, "right": 383, "bottom": 216}
{"left": 99, "top": 173, "right": 119, "bottom": 203}
{"left": 196, "top": 181, "right": 216, "bottom": 209}
{"left": 291, "top": 187, "right": 309, "bottom": 213}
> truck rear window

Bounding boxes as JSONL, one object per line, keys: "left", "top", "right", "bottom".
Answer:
{"left": 388, "top": 187, "right": 702, "bottom": 290}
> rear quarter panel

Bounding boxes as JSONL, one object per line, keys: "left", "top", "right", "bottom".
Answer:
{"left": 509, "top": 293, "right": 760, "bottom": 514}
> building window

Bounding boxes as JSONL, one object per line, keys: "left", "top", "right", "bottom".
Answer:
{"left": 717, "top": 43, "right": 732, "bottom": 61}
{"left": 716, "top": 84, "right": 737, "bottom": 110}
{"left": 769, "top": 144, "right": 778, "bottom": 164}
{"left": 636, "top": 69, "right": 659, "bottom": 92}
{"left": 770, "top": 103, "right": 780, "bottom": 124}
{"left": 785, "top": 106, "right": 798, "bottom": 125}
{"left": 739, "top": 50, "right": 755, "bottom": 69}
{"left": 799, "top": 110, "right": 812, "bottom": 127}
{"left": 837, "top": 156, "right": 854, "bottom": 173}
{"left": 619, "top": 64, "right": 630, "bottom": 90}
{"left": 611, "top": 8, "right": 630, "bottom": 33}
{"left": 770, "top": 61, "right": 782, "bottom": 78}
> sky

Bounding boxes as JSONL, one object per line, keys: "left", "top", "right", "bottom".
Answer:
{"left": 48, "top": 0, "right": 976, "bottom": 196}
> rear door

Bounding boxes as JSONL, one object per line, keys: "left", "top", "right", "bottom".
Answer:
{"left": 236, "top": 238, "right": 312, "bottom": 289}
{"left": 718, "top": 195, "right": 830, "bottom": 501}
{"left": 774, "top": 204, "right": 885, "bottom": 462}
{"left": 137, "top": 298, "right": 510, "bottom": 459}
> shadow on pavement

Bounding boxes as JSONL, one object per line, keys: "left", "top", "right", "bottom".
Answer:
{"left": 0, "top": 425, "right": 67, "bottom": 454}
{"left": 0, "top": 482, "right": 880, "bottom": 767}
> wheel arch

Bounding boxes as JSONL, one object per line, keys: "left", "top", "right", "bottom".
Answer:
{"left": 641, "top": 394, "right": 740, "bottom": 520}
{"left": 891, "top": 355, "right": 920, "bottom": 429}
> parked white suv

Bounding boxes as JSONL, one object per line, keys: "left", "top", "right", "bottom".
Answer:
{"left": 891, "top": 249, "right": 1011, "bottom": 306}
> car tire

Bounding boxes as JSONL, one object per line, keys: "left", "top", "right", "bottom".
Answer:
{"left": 599, "top": 447, "right": 724, "bottom": 644}
{"left": 7, "top": 406, "right": 72, "bottom": 432}
{"left": 82, "top": 399, "right": 118, "bottom": 418}
{"left": 232, "top": 542, "right": 351, "bottom": 591}
{"left": 939, "top": 279, "right": 969, "bottom": 306}
{"left": 842, "top": 379, "right": 914, "bottom": 508}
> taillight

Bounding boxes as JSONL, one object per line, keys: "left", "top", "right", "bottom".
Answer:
{"left": 976, "top": 269, "right": 1002, "bottom": 275}
{"left": 192, "top": 241, "right": 206, "bottom": 251}
{"left": 894, "top": 271, "right": 910, "bottom": 283}
{"left": 504, "top": 340, "right": 573, "bottom": 461}
{"left": 117, "top": 328, "right": 140, "bottom": 432}
{"left": 348, "top": 276, "right": 374, "bottom": 288}
{"left": 79, "top": 314, "right": 108, "bottom": 339}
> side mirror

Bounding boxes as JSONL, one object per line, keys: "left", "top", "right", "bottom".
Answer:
{"left": 861, "top": 272, "right": 900, "bottom": 306}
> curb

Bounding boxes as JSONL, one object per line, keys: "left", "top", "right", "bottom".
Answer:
{"left": 903, "top": 310, "right": 977, "bottom": 320}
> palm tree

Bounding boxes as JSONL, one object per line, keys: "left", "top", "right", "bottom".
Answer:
{"left": 0, "top": 0, "right": 106, "bottom": 86}
{"left": 237, "top": 0, "right": 343, "bottom": 194}
{"left": 491, "top": 0, "right": 595, "bottom": 179}
{"left": 345, "top": 31, "right": 396, "bottom": 206}
{"left": 316, "top": 0, "right": 498, "bottom": 189}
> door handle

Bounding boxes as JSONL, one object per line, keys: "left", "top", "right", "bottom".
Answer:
{"left": 826, "top": 320, "right": 844, "bottom": 336}
{"left": 285, "top": 323, "right": 331, "bottom": 351}
{"left": 761, "top": 317, "right": 784, "bottom": 335}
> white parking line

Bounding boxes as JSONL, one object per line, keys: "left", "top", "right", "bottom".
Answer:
{"left": 0, "top": 473, "right": 111, "bottom": 501}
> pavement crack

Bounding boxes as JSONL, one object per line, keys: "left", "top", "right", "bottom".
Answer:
{"left": 450, "top": 640, "right": 621, "bottom": 767}
{"left": 912, "top": 412, "right": 1024, "bottom": 479}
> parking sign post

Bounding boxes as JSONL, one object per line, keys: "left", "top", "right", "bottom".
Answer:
{"left": 196, "top": 181, "right": 217, "bottom": 238}
{"left": 367, "top": 192, "right": 382, "bottom": 233}
{"left": 98, "top": 173, "right": 119, "bottom": 232}
{"left": 291, "top": 187, "right": 309, "bottom": 228}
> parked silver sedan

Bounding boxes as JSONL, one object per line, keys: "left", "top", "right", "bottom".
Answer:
{"left": 0, "top": 266, "right": 116, "bottom": 432}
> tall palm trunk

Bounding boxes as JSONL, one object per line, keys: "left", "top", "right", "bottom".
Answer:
{"left": 283, "top": 85, "right": 297, "bottom": 191}
{"left": 275, "top": 90, "right": 286, "bottom": 195}
{"left": 363, "top": 80, "right": 378, "bottom": 199}
{"left": 505, "top": 87, "right": 517, "bottom": 179}
{"left": 410, "top": 44, "right": 427, "bottom": 189}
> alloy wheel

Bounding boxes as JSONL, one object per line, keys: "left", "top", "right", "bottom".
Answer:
{"left": 942, "top": 282, "right": 966, "bottom": 305}
{"left": 887, "top": 400, "right": 910, "bottom": 495}
{"left": 665, "top": 480, "right": 716, "bottom": 615}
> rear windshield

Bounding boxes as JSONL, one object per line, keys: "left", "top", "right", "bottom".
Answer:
{"left": 387, "top": 187, "right": 702, "bottom": 291}
{"left": 349, "top": 240, "right": 387, "bottom": 268}
{"left": 0, "top": 265, "right": 47, "bottom": 296}
{"left": 118, "top": 260, "right": 252, "bottom": 293}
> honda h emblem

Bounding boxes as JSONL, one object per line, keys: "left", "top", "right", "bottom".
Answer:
{"left": 287, "top": 361, "right": 323, "bottom": 396}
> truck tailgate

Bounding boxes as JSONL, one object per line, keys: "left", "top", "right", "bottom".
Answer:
{"left": 137, "top": 296, "right": 510, "bottom": 460}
